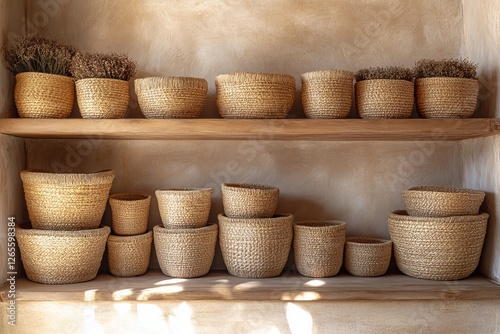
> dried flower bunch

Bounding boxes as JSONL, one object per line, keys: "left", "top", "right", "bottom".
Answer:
{"left": 415, "top": 58, "right": 478, "bottom": 79}
{"left": 355, "top": 66, "right": 415, "bottom": 82}
{"left": 70, "top": 52, "right": 137, "bottom": 81}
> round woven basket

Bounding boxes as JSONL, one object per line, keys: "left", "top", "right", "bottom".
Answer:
{"left": 135, "top": 77, "right": 208, "bottom": 118}
{"left": 293, "top": 221, "right": 346, "bottom": 278}
{"left": 403, "top": 186, "right": 485, "bottom": 217}
{"left": 388, "top": 210, "right": 488, "bottom": 280}
{"left": 153, "top": 224, "right": 218, "bottom": 278}
{"left": 355, "top": 79, "right": 414, "bottom": 119}
{"left": 76, "top": 78, "right": 129, "bottom": 118}
{"left": 216, "top": 72, "right": 295, "bottom": 119}
{"left": 344, "top": 237, "right": 392, "bottom": 277}
{"left": 20, "top": 170, "right": 115, "bottom": 230}
{"left": 16, "top": 224, "right": 110, "bottom": 284}
{"left": 301, "top": 70, "right": 353, "bottom": 119}
{"left": 221, "top": 183, "right": 279, "bottom": 218}
{"left": 218, "top": 213, "right": 293, "bottom": 278}
{"left": 107, "top": 231, "right": 152, "bottom": 277}
{"left": 416, "top": 78, "right": 478, "bottom": 118}
{"left": 109, "top": 193, "right": 151, "bottom": 236}
{"left": 14, "top": 72, "right": 75, "bottom": 118}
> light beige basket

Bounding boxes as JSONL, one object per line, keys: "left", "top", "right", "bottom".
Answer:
{"left": 344, "top": 237, "right": 392, "bottom": 277}
{"left": 216, "top": 72, "right": 295, "bottom": 119}
{"left": 135, "top": 77, "right": 208, "bottom": 118}
{"left": 218, "top": 213, "right": 293, "bottom": 278}
{"left": 153, "top": 224, "right": 218, "bottom": 278}
{"left": 16, "top": 224, "right": 110, "bottom": 284}
{"left": 76, "top": 78, "right": 129, "bottom": 118}
{"left": 388, "top": 211, "right": 488, "bottom": 280}
{"left": 14, "top": 72, "right": 75, "bottom": 118}
{"left": 109, "top": 193, "right": 151, "bottom": 236}
{"left": 221, "top": 183, "right": 279, "bottom": 218}
{"left": 355, "top": 79, "right": 414, "bottom": 118}
{"left": 293, "top": 221, "right": 346, "bottom": 278}
{"left": 107, "top": 231, "right": 152, "bottom": 277}
{"left": 20, "top": 170, "right": 115, "bottom": 230}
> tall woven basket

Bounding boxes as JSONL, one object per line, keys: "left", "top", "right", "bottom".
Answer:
{"left": 107, "top": 231, "right": 152, "bottom": 277}
{"left": 76, "top": 78, "right": 129, "bottom": 118}
{"left": 344, "top": 237, "right": 392, "bottom": 277}
{"left": 355, "top": 79, "right": 414, "bottom": 118}
{"left": 109, "top": 193, "right": 151, "bottom": 236}
{"left": 221, "top": 183, "right": 279, "bottom": 218}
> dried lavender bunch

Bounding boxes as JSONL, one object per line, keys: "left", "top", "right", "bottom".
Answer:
{"left": 70, "top": 52, "right": 137, "bottom": 81}
{"left": 355, "top": 66, "right": 415, "bottom": 82}
{"left": 415, "top": 58, "right": 478, "bottom": 79}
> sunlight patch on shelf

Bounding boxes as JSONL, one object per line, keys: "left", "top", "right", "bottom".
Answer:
{"left": 154, "top": 278, "right": 187, "bottom": 286}
{"left": 84, "top": 289, "right": 97, "bottom": 301}
{"left": 304, "top": 279, "right": 325, "bottom": 287}
{"left": 168, "top": 302, "right": 194, "bottom": 334}
{"left": 286, "top": 303, "right": 313, "bottom": 334}
{"left": 112, "top": 288, "right": 133, "bottom": 301}
{"left": 83, "top": 305, "right": 104, "bottom": 334}
{"left": 137, "top": 304, "right": 169, "bottom": 332}
{"left": 293, "top": 292, "right": 321, "bottom": 301}
{"left": 113, "top": 302, "right": 132, "bottom": 315}
{"left": 234, "top": 281, "right": 261, "bottom": 291}
{"left": 215, "top": 278, "right": 229, "bottom": 283}
{"left": 137, "top": 285, "right": 184, "bottom": 300}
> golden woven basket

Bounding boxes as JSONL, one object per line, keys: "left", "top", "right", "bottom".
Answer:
{"left": 344, "top": 237, "right": 392, "bottom": 277}
{"left": 107, "top": 231, "right": 152, "bottom": 277}
{"left": 221, "top": 183, "right": 279, "bottom": 218}
{"left": 109, "top": 193, "right": 151, "bottom": 236}
{"left": 76, "top": 78, "right": 129, "bottom": 118}
{"left": 355, "top": 79, "right": 414, "bottom": 118}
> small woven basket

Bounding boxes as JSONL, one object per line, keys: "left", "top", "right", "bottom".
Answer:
{"left": 403, "top": 186, "right": 485, "bottom": 217}
{"left": 416, "top": 78, "right": 478, "bottom": 118}
{"left": 388, "top": 211, "right": 488, "bottom": 280}
{"left": 20, "top": 170, "right": 115, "bottom": 230}
{"left": 293, "top": 221, "right": 346, "bottom": 278}
{"left": 135, "top": 77, "right": 208, "bottom": 118}
{"left": 109, "top": 193, "right": 151, "bottom": 236}
{"left": 301, "top": 70, "right": 353, "bottom": 119}
{"left": 221, "top": 183, "right": 279, "bottom": 218}
{"left": 16, "top": 224, "right": 110, "bottom": 284}
{"left": 218, "top": 213, "right": 293, "bottom": 278}
{"left": 107, "top": 231, "right": 152, "bottom": 277}
{"left": 216, "top": 72, "right": 295, "bottom": 119}
{"left": 14, "top": 72, "right": 75, "bottom": 118}
{"left": 153, "top": 224, "right": 218, "bottom": 278}
{"left": 355, "top": 79, "right": 414, "bottom": 118}
{"left": 76, "top": 78, "right": 129, "bottom": 118}
{"left": 344, "top": 237, "right": 392, "bottom": 277}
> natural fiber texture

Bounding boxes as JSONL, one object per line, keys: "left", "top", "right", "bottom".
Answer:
{"left": 216, "top": 72, "right": 295, "bottom": 119}
{"left": 293, "top": 221, "right": 346, "bottom": 278}
{"left": 344, "top": 237, "right": 392, "bottom": 277}
{"left": 301, "top": 70, "right": 353, "bottom": 119}
{"left": 107, "top": 231, "right": 152, "bottom": 277}
{"left": 388, "top": 211, "right": 488, "bottom": 280}
{"left": 110, "top": 193, "right": 151, "bottom": 236}
{"left": 153, "top": 224, "right": 218, "bottom": 278}
{"left": 416, "top": 77, "right": 478, "bottom": 118}
{"left": 221, "top": 183, "right": 279, "bottom": 218}
{"left": 155, "top": 188, "right": 213, "bottom": 228}
{"left": 403, "top": 186, "right": 485, "bottom": 217}
{"left": 218, "top": 213, "right": 293, "bottom": 278}
{"left": 16, "top": 225, "right": 110, "bottom": 284}
{"left": 14, "top": 72, "right": 74, "bottom": 118}
{"left": 355, "top": 79, "right": 414, "bottom": 119}
{"left": 76, "top": 78, "right": 129, "bottom": 118}
{"left": 20, "top": 170, "right": 115, "bottom": 230}
{"left": 135, "top": 77, "right": 208, "bottom": 118}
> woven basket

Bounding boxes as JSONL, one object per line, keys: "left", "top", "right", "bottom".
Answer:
{"left": 216, "top": 72, "right": 295, "bottom": 119}
{"left": 110, "top": 193, "right": 151, "bottom": 236}
{"left": 301, "top": 70, "right": 353, "bottom": 119}
{"left": 16, "top": 224, "right": 110, "bottom": 284}
{"left": 344, "top": 237, "right": 392, "bottom": 277}
{"left": 153, "top": 224, "right": 218, "bottom": 278}
{"left": 76, "top": 78, "right": 129, "bottom": 118}
{"left": 388, "top": 211, "right": 488, "bottom": 280}
{"left": 135, "top": 77, "right": 208, "bottom": 118}
{"left": 355, "top": 79, "right": 414, "bottom": 118}
{"left": 20, "top": 170, "right": 115, "bottom": 230}
{"left": 416, "top": 78, "right": 478, "bottom": 118}
{"left": 221, "top": 183, "right": 279, "bottom": 218}
{"left": 293, "top": 221, "right": 346, "bottom": 278}
{"left": 107, "top": 231, "right": 152, "bottom": 277}
{"left": 14, "top": 72, "right": 75, "bottom": 118}
{"left": 403, "top": 186, "right": 485, "bottom": 217}
{"left": 218, "top": 213, "right": 293, "bottom": 278}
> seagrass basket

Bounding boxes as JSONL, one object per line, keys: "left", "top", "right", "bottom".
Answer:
{"left": 344, "top": 237, "right": 392, "bottom": 277}
{"left": 107, "top": 231, "right": 152, "bottom": 277}
{"left": 76, "top": 78, "right": 129, "bottom": 118}
{"left": 109, "top": 193, "right": 151, "bottom": 236}
{"left": 221, "top": 183, "right": 279, "bottom": 218}
{"left": 355, "top": 79, "right": 414, "bottom": 118}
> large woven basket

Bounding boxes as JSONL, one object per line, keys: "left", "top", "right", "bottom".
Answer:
{"left": 14, "top": 72, "right": 74, "bottom": 118}
{"left": 135, "top": 77, "right": 208, "bottom": 118}
{"left": 301, "top": 70, "right": 353, "bottom": 119}
{"left": 221, "top": 183, "right": 279, "bottom": 218}
{"left": 107, "top": 231, "right": 152, "bottom": 277}
{"left": 153, "top": 224, "right": 218, "bottom": 278}
{"left": 416, "top": 78, "right": 478, "bottom": 118}
{"left": 293, "top": 221, "right": 346, "bottom": 278}
{"left": 344, "top": 237, "right": 392, "bottom": 277}
{"left": 20, "top": 170, "right": 115, "bottom": 230}
{"left": 110, "top": 193, "right": 151, "bottom": 236}
{"left": 218, "top": 213, "right": 293, "bottom": 278}
{"left": 216, "top": 72, "right": 295, "bottom": 119}
{"left": 16, "top": 224, "right": 110, "bottom": 284}
{"left": 388, "top": 211, "right": 488, "bottom": 280}
{"left": 76, "top": 78, "right": 129, "bottom": 118}
{"left": 355, "top": 79, "right": 414, "bottom": 118}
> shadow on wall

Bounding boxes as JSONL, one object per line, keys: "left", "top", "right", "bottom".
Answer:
{"left": 476, "top": 67, "right": 498, "bottom": 118}
{"left": 479, "top": 191, "right": 497, "bottom": 275}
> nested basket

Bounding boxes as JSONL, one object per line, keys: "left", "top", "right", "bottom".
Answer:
{"left": 218, "top": 213, "right": 293, "bottom": 278}
{"left": 344, "top": 237, "right": 392, "bottom": 277}
{"left": 355, "top": 79, "right": 414, "bottom": 118}
{"left": 135, "top": 77, "right": 208, "bottom": 118}
{"left": 76, "top": 78, "right": 129, "bottom": 118}
{"left": 107, "top": 231, "right": 152, "bottom": 277}
{"left": 20, "top": 170, "right": 115, "bottom": 230}
{"left": 388, "top": 211, "right": 488, "bottom": 280}
{"left": 16, "top": 224, "right": 110, "bottom": 284}
{"left": 109, "top": 193, "right": 151, "bottom": 235}
{"left": 221, "top": 183, "right": 279, "bottom": 218}
{"left": 216, "top": 72, "right": 296, "bottom": 119}
{"left": 293, "top": 221, "right": 346, "bottom": 278}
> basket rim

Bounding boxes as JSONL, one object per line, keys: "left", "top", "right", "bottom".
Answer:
{"left": 403, "top": 186, "right": 485, "bottom": 196}
{"left": 301, "top": 70, "right": 354, "bottom": 80}
{"left": 153, "top": 223, "right": 217, "bottom": 234}
{"left": 15, "top": 72, "right": 75, "bottom": 81}
{"left": 135, "top": 76, "right": 208, "bottom": 90}
{"left": 294, "top": 220, "right": 346, "bottom": 229}
{"left": 21, "top": 169, "right": 115, "bottom": 185}
{"left": 155, "top": 188, "right": 213, "bottom": 195}
{"left": 389, "top": 210, "right": 489, "bottom": 222}
{"left": 108, "top": 230, "right": 152, "bottom": 243}
{"left": 110, "top": 193, "right": 151, "bottom": 201}
{"left": 218, "top": 213, "right": 293, "bottom": 223}
{"left": 76, "top": 77, "right": 129, "bottom": 84}
{"left": 16, "top": 224, "right": 110, "bottom": 237}
{"left": 215, "top": 72, "right": 295, "bottom": 85}
{"left": 355, "top": 78, "right": 414, "bottom": 85}
{"left": 415, "top": 77, "right": 478, "bottom": 83}
{"left": 222, "top": 183, "right": 279, "bottom": 191}
{"left": 346, "top": 237, "right": 392, "bottom": 245}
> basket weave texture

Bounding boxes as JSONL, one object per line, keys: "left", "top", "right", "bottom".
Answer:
{"left": 107, "top": 231, "right": 152, "bottom": 277}
{"left": 76, "top": 78, "right": 129, "bottom": 118}
{"left": 344, "top": 237, "right": 392, "bottom": 277}
{"left": 221, "top": 183, "right": 279, "bottom": 218}
{"left": 355, "top": 79, "right": 414, "bottom": 118}
{"left": 110, "top": 193, "right": 151, "bottom": 236}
